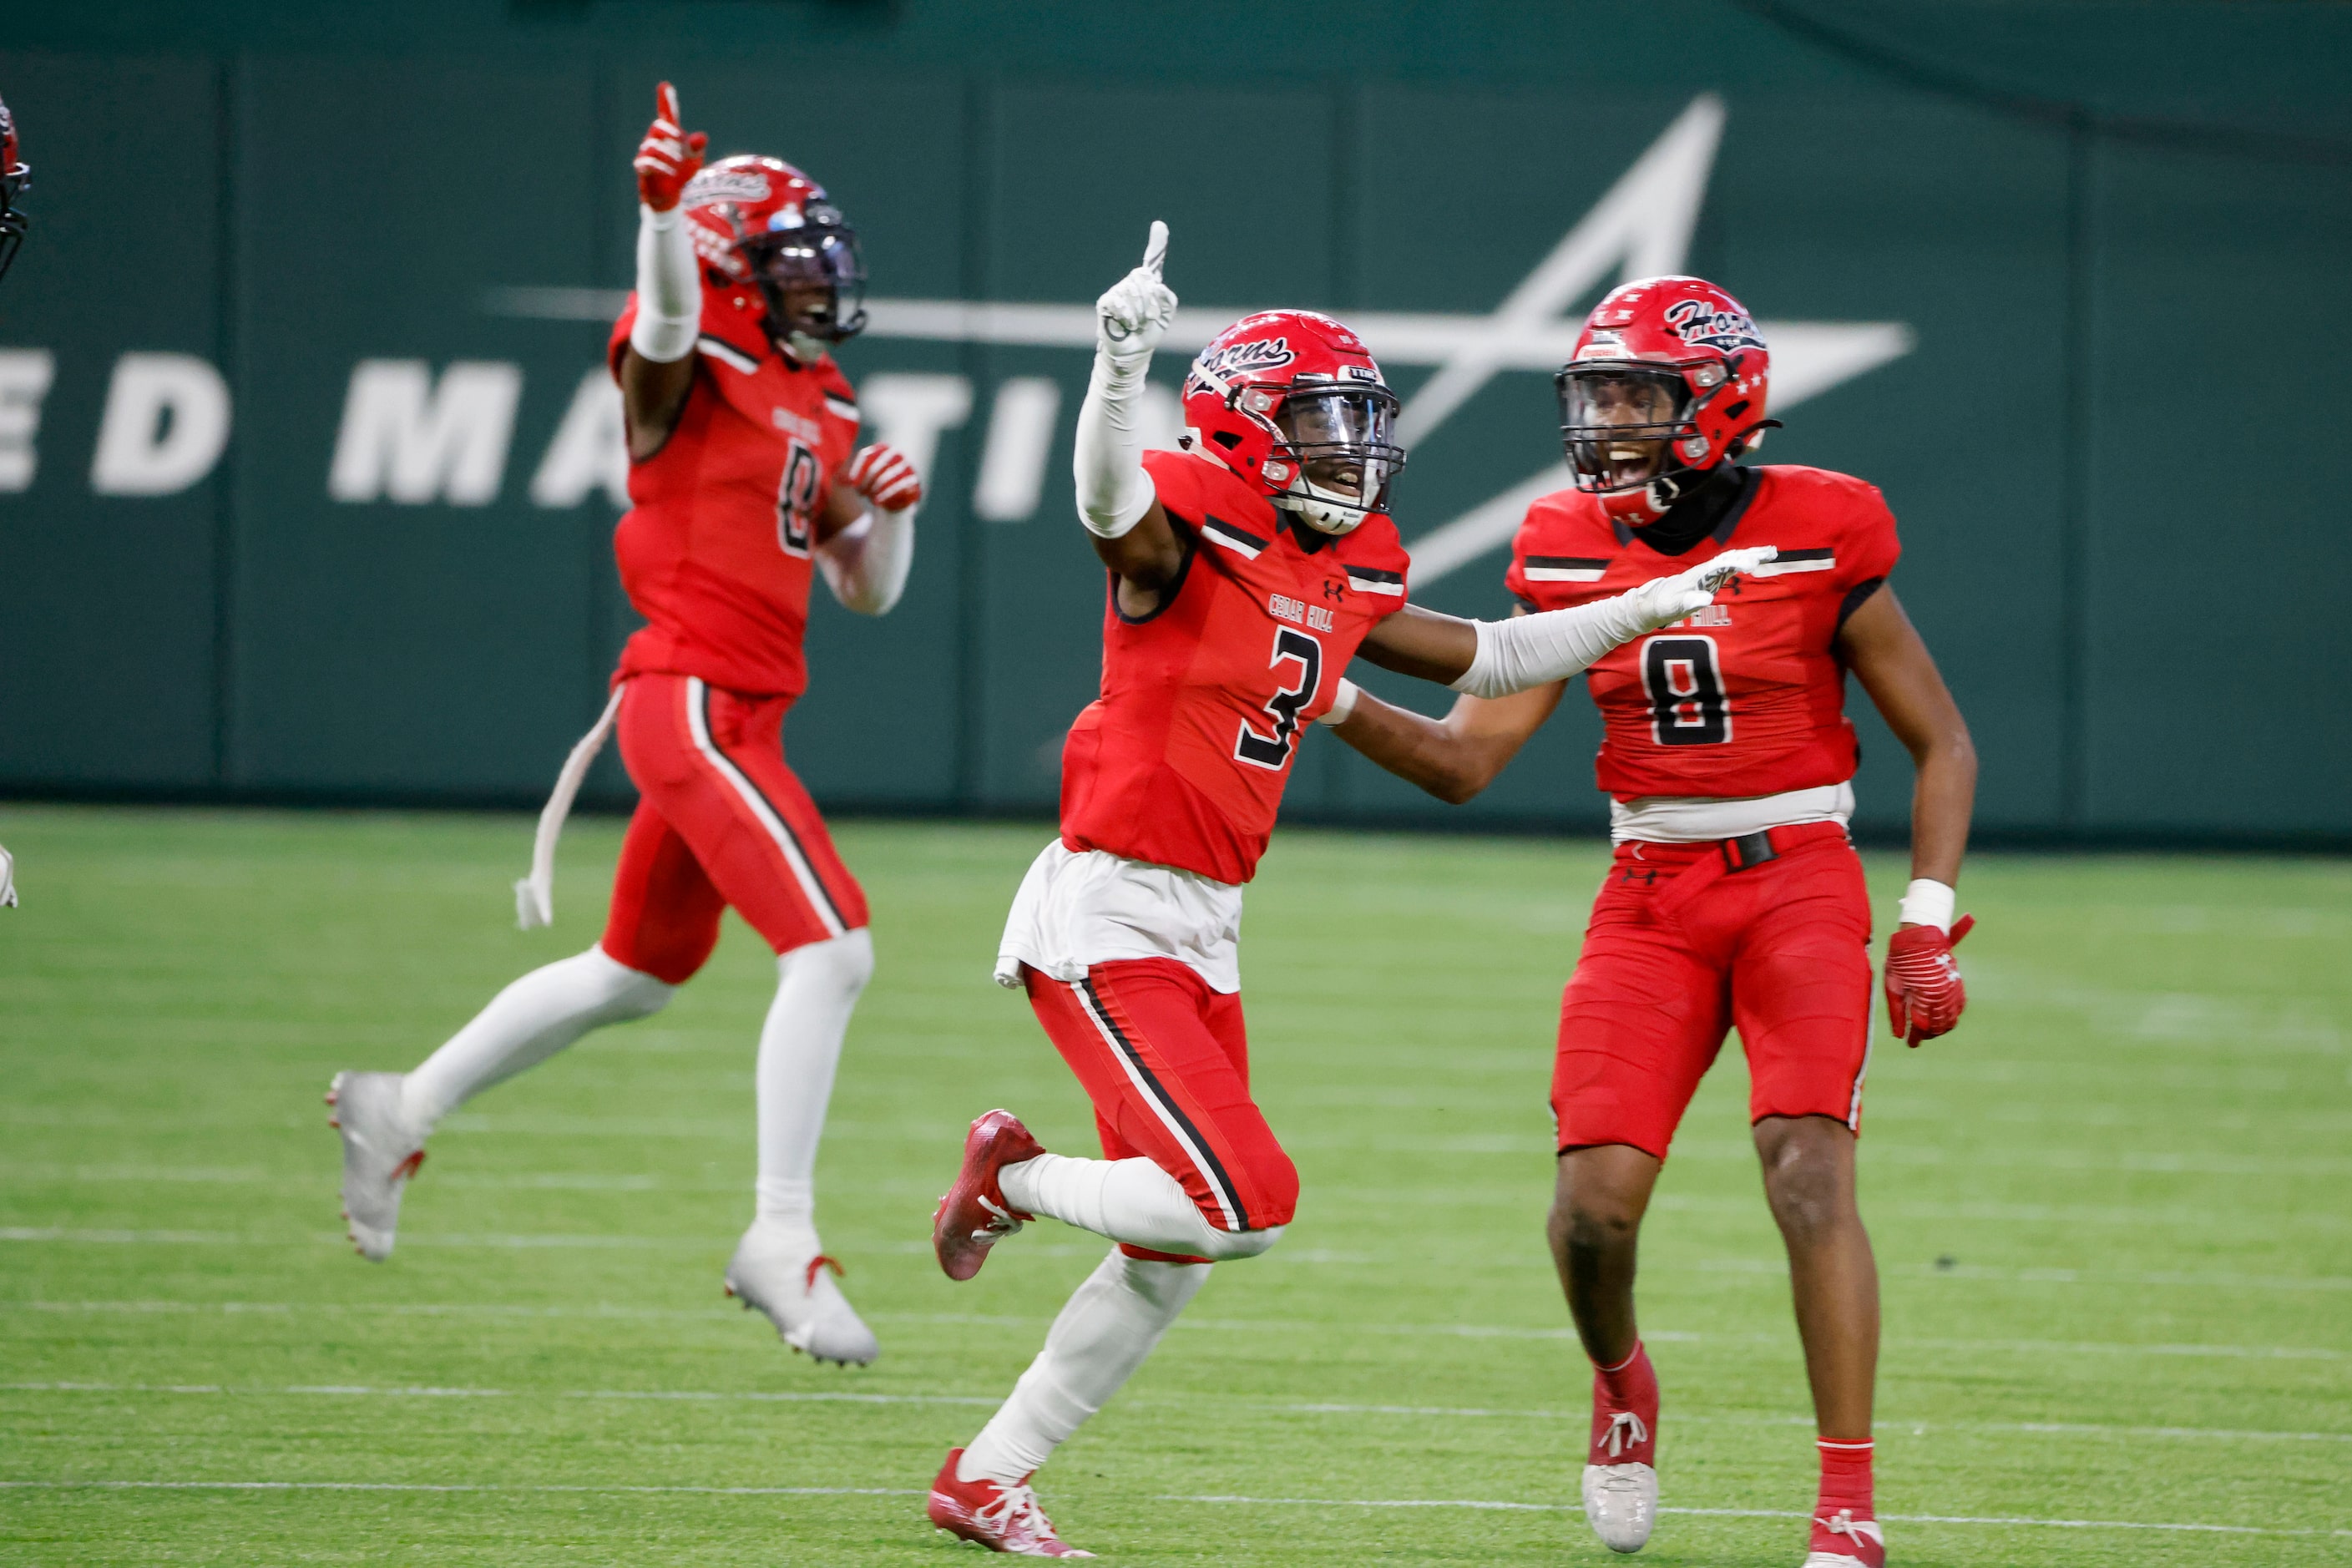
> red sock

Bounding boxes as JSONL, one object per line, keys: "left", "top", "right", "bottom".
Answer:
{"left": 1588, "top": 1342, "right": 1659, "bottom": 1467}
{"left": 1815, "top": 1438, "right": 1874, "bottom": 1518}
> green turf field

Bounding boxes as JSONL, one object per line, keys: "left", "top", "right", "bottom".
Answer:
{"left": 1, "top": 806, "right": 2346, "bottom": 1565}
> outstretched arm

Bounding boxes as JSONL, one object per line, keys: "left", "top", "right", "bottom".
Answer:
{"left": 1073, "top": 221, "right": 1187, "bottom": 607}
{"left": 618, "top": 81, "right": 710, "bottom": 462}
{"left": 1325, "top": 680, "right": 1565, "bottom": 804}
{"left": 1355, "top": 547, "right": 1777, "bottom": 691}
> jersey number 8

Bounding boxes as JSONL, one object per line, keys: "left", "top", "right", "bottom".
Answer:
{"left": 1641, "top": 635, "right": 1731, "bottom": 746}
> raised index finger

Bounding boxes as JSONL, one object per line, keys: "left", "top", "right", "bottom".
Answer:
{"left": 655, "top": 81, "right": 680, "bottom": 128}
{"left": 1141, "top": 220, "right": 1169, "bottom": 279}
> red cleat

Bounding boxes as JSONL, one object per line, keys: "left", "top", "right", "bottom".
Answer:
{"left": 927, "top": 1449, "right": 1093, "bottom": 1557}
{"left": 933, "top": 1110, "right": 1044, "bottom": 1282}
{"left": 1803, "top": 1509, "right": 1885, "bottom": 1567}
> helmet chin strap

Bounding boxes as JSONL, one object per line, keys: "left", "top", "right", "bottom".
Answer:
{"left": 1601, "top": 463, "right": 1707, "bottom": 528}
{"left": 1274, "top": 478, "right": 1370, "bottom": 536}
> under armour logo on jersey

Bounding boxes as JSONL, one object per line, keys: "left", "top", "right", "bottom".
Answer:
{"left": 1322, "top": 579, "right": 1345, "bottom": 602}
{"left": 1621, "top": 867, "right": 1660, "bottom": 887}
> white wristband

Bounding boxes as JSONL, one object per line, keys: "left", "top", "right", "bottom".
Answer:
{"left": 1320, "top": 678, "right": 1361, "bottom": 726}
{"left": 1898, "top": 878, "right": 1955, "bottom": 933}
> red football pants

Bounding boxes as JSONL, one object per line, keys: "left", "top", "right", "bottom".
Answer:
{"left": 1022, "top": 958, "right": 1299, "bottom": 1237}
{"left": 1553, "top": 830, "right": 1874, "bottom": 1161}
{"left": 599, "top": 673, "right": 868, "bottom": 984}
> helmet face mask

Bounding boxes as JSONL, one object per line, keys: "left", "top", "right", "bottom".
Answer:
{"left": 1558, "top": 363, "right": 1700, "bottom": 495}
{"left": 1268, "top": 380, "right": 1404, "bottom": 534}
{"left": 742, "top": 201, "right": 867, "bottom": 360}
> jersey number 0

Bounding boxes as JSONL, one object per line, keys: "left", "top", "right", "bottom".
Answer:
{"left": 775, "top": 442, "right": 822, "bottom": 559}
{"left": 1234, "top": 626, "right": 1323, "bottom": 771}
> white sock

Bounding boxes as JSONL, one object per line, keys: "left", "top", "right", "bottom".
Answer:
{"left": 401, "top": 946, "right": 672, "bottom": 1130}
{"left": 959, "top": 1247, "right": 1210, "bottom": 1485}
{"left": 999, "top": 1152, "right": 1282, "bottom": 1262}
{"left": 751, "top": 929, "right": 873, "bottom": 1231}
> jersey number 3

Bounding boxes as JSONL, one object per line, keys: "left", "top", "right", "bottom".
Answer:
{"left": 776, "top": 442, "right": 822, "bottom": 559}
{"left": 1642, "top": 635, "right": 1731, "bottom": 746}
{"left": 1234, "top": 626, "right": 1323, "bottom": 771}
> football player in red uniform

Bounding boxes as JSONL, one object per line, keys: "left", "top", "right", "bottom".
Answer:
{"left": 327, "top": 85, "right": 924, "bottom": 1367}
{"left": 921, "top": 229, "right": 1778, "bottom": 1556}
{"left": 0, "top": 90, "right": 27, "bottom": 909}
{"left": 1328, "top": 276, "right": 1977, "bottom": 1567}
{"left": 0, "top": 90, "right": 28, "bottom": 286}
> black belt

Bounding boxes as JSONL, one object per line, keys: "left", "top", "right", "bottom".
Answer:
{"left": 1722, "top": 829, "right": 1779, "bottom": 873}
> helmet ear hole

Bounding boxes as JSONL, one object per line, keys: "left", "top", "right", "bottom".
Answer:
{"left": 1211, "top": 430, "right": 1243, "bottom": 451}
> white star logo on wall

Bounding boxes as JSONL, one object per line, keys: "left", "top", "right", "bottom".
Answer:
{"left": 496, "top": 95, "right": 1911, "bottom": 585}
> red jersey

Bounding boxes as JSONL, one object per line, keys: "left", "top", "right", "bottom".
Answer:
{"left": 604, "top": 295, "right": 862, "bottom": 699}
{"left": 1505, "top": 465, "right": 1900, "bottom": 800}
{"left": 1060, "top": 450, "right": 1412, "bottom": 885}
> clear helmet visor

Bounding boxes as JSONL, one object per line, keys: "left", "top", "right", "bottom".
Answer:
{"left": 748, "top": 217, "right": 867, "bottom": 343}
{"left": 1558, "top": 364, "right": 1694, "bottom": 493}
{"left": 1272, "top": 383, "right": 1404, "bottom": 526}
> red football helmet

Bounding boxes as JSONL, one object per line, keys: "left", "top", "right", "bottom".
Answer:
{"left": 680, "top": 154, "right": 866, "bottom": 360}
{"left": 1555, "top": 276, "right": 1773, "bottom": 526}
{"left": 0, "top": 94, "right": 28, "bottom": 284}
{"left": 1178, "top": 310, "right": 1404, "bottom": 535}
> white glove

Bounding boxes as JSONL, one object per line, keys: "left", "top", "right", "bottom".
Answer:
{"left": 1626, "top": 546, "right": 1779, "bottom": 630}
{"left": 1451, "top": 546, "right": 1778, "bottom": 699}
{"left": 0, "top": 842, "right": 14, "bottom": 908}
{"left": 1075, "top": 220, "right": 1175, "bottom": 538}
{"left": 1095, "top": 219, "right": 1176, "bottom": 366}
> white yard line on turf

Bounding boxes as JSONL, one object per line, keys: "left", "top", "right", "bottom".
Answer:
{"left": 9, "top": 1227, "right": 2348, "bottom": 1295}
{"left": 1174, "top": 1496, "right": 2352, "bottom": 1536}
{"left": 9, "top": 1381, "right": 2349, "bottom": 1446}
{"left": 5, "top": 1299, "right": 2344, "bottom": 1363}
{"left": 2, "top": 1481, "right": 2339, "bottom": 1537}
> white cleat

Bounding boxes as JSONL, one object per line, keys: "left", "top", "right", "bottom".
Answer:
{"left": 326, "top": 1071, "right": 425, "bottom": 1262}
{"left": 723, "top": 1220, "right": 878, "bottom": 1367}
{"left": 1582, "top": 1461, "right": 1658, "bottom": 1553}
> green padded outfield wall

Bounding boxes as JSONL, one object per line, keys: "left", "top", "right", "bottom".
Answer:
{"left": 2, "top": 3, "right": 2347, "bottom": 841}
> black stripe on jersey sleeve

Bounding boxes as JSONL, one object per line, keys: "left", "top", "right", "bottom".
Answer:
{"left": 1200, "top": 515, "right": 1270, "bottom": 551}
{"left": 1343, "top": 565, "right": 1405, "bottom": 584}
{"left": 1836, "top": 576, "right": 1886, "bottom": 630}
{"left": 1523, "top": 555, "right": 1612, "bottom": 571}
{"left": 1774, "top": 548, "right": 1836, "bottom": 564}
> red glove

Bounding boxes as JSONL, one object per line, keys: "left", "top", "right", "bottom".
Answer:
{"left": 1883, "top": 914, "right": 1974, "bottom": 1046}
{"left": 633, "top": 82, "right": 707, "bottom": 213}
{"left": 844, "top": 444, "right": 923, "bottom": 512}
